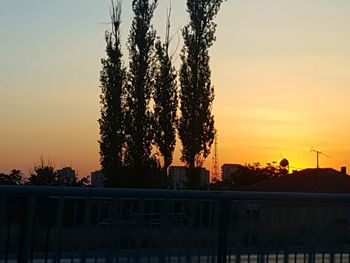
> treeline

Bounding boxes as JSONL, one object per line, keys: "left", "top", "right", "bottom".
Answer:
{"left": 0, "top": 165, "right": 89, "bottom": 187}
{"left": 99, "top": 0, "right": 225, "bottom": 188}
{"left": 0, "top": 161, "right": 288, "bottom": 189}
{"left": 210, "top": 162, "right": 290, "bottom": 191}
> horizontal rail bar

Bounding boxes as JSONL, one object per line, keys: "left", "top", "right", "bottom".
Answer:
{"left": 1, "top": 185, "right": 350, "bottom": 203}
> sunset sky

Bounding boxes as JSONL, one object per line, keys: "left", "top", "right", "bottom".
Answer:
{"left": 1, "top": 0, "right": 350, "bottom": 177}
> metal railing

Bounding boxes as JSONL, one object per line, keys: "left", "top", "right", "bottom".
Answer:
{"left": 1, "top": 186, "right": 350, "bottom": 263}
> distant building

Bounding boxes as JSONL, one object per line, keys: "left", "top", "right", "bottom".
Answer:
{"left": 91, "top": 171, "right": 105, "bottom": 188}
{"left": 341, "top": 166, "right": 347, "bottom": 175}
{"left": 169, "top": 166, "right": 186, "bottom": 189}
{"left": 200, "top": 168, "right": 210, "bottom": 186}
{"left": 221, "top": 164, "right": 245, "bottom": 181}
{"left": 169, "top": 166, "right": 210, "bottom": 189}
{"left": 57, "top": 167, "right": 76, "bottom": 185}
{"left": 242, "top": 168, "right": 350, "bottom": 193}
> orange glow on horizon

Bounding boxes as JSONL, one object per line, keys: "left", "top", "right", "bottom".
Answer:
{"left": 1, "top": 1, "right": 350, "bottom": 177}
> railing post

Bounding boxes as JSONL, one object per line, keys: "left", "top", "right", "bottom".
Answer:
{"left": 308, "top": 250, "right": 315, "bottom": 263}
{"left": 54, "top": 197, "right": 64, "bottom": 263}
{"left": 107, "top": 199, "right": 117, "bottom": 263}
{"left": 0, "top": 196, "right": 6, "bottom": 224}
{"left": 18, "top": 196, "right": 36, "bottom": 263}
{"left": 160, "top": 199, "right": 169, "bottom": 263}
{"left": 217, "top": 199, "right": 230, "bottom": 263}
{"left": 80, "top": 198, "right": 92, "bottom": 263}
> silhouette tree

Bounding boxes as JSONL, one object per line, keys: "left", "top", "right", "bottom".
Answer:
{"left": 0, "top": 173, "right": 9, "bottom": 185}
{"left": 99, "top": 0, "right": 126, "bottom": 186}
{"left": 9, "top": 169, "right": 23, "bottom": 185}
{"left": 75, "top": 176, "right": 90, "bottom": 187}
{"left": 124, "top": 0, "right": 158, "bottom": 186}
{"left": 0, "top": 169, "right": 23, "bottom": 185}
{"left": 211, "top": 162, "right": 288, "bottom": 190}
{"left": 29, "top": 164, "right": 59, "bottom": 186}
{"left": 153, "top": 9, "right": 178, "bottom": 175}
{"left": 178, "top": 0, "right": 225, "bottom": 184}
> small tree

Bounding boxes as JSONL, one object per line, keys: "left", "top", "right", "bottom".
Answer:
{"left": 154, "top": 8, "right": 178, "bottom": 176}
{"left": 29, "top": 165, "right": 59, "bottom": 186}
{"left": 178, "top": 0, "right": 225, "bottom": 186}
{"left": 99, "top": 0, "right": 126, "bottom": 186}
{"left": 9, "top": 169, "right": 23, "bottom": 185}
{"left": 0, "top": 169, "right": 23, "bottom": 185}
{"left": 76, "top": 176, "right": 90, "bottom": 187}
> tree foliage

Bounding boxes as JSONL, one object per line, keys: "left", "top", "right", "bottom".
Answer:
{"left": 124, "top": 0, "right": 159, "bottom": 185}
{"left": 29, "top": 164, "right": 59, "bottom": 186}
{"left": 29, "top": 164, "right": 90, "bottom": 187}
{"left": 211, "top": 162, "right": 288, "bottom": 190}
{"left": 76, "top": 176, "right": 90, "bottom": 187}
{"left": 153, "top": 9, "right": 178, "bottom": 171}
{"left": 178, "top": 0, "right": 225, "bottom": 169}
{"left": 99, "top": 0, "right": 126, "bottom": 185}
{"left": 0, "top": 169, "right": 23, "bottom": 185}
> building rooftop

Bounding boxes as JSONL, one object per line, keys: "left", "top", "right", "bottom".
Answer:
{"left": 241, "top": 168, "right": 350, "bottom": 194}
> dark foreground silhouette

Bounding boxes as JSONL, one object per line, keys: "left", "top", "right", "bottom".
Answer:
{"left": 241, "top": 168, "right": 350, "bottom": 193}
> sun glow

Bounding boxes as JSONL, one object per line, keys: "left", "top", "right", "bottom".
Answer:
{"left": 1, "top": 1, "right": 350, "bottom": 176}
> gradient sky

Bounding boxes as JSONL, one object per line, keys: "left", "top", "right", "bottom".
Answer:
{"left": 1, "top": 0, "right": 350, "bottom": 177}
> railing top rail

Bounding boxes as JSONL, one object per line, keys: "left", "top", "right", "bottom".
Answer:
{"left": 1, "top": 185, "right": 350, "bottom": 203}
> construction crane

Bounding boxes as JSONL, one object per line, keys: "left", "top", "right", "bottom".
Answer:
{"left": 310, "top": 147, "right": 330, "bottom": 169}
{"left": 211, "top": 129, "right": 220, "bottom": 182}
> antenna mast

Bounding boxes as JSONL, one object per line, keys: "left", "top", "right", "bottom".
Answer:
{"left": 212, "top": 129, "right": 219, "bottom": 182}
{"left": 310, "top": 147, "right": 330, "bottom": 169}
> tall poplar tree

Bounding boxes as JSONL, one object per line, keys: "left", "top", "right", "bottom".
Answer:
{"left": 178, "top": 0, "right": 224, "bottom": 172}
{"left": 99, "top": 0, "right": 126, "bottom": 186}
{"left": 154, "top": 10, "right": 178, "bottom": 172}
{"left": 125, "top": 0, "right": 158, "bottom": 185}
